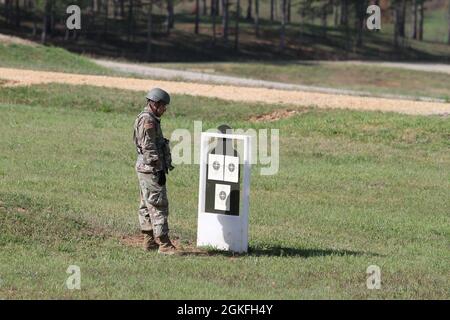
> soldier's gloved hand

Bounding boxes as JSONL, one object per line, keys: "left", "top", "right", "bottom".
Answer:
{"left": 157, "top": 171, "right": 166, "bottom": 186}
{"left": 168, "top": 164, "right": 175, "bottom": 171}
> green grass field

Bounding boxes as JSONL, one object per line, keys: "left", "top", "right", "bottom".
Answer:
{"left": 0, "top": 43, "right": 119, "bottom": 75}
{"left": 0, "top": 83, "right": 449, "bottom": 299}
{"left": 150, "top": 61, "right": 450, "bottom": 100}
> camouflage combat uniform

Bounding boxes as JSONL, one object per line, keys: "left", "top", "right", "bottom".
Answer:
{"left": 133, "top": 106, "right": 171, "bottom": 238}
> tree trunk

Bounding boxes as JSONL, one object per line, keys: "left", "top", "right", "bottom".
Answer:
{"left": 31, "top": 0, "right": 37, "bottom": 37}
{"left": 49, "top": 2, "right": 55, "bottom": 37}
{"left": 287, "top": 0, "right": 291, "bottom": 23}
{"left": 355, "top": 0, "right": 366, "bottom": 47}
{"left": 203, "top": 0, "right": 207, "bottom": 15}
{"left": 447, "top": 0, "right": 450, "bottom": 44}
{"left": 4, "top": 0, "right": 11, "bottom": 24}
{"left": 120, "top": 0, "right": 124, "bottom": 17}
{"left": 321, "top": 2, "right": 328, "bottom": 29}
{"left": 255, "top": 0, "right": 259, "bottom": 37}
{"left": 399, "top": 0, "right": 406, "bottom": 38}
{"left": 222, "top": 0, "right": 229, "bottom": 40}
{"left": 342, "top": 0, "right": 350, "bottom": 53}
{"left": 128, "top": 0, "right": 134, "bottom": 43}
{"left": 394, "top": 0, "right": 406, "bottom": 46}
{"left": 246, "top": 0, "right": 252, "bottom": 21}
{"left": 280, "top": 0, "right": 286, "bottom": 50}
{"left": 147, "top": 0, "right": 153, "bottom": 60}
{"left": 334, "top": 0, "right": 339, "bottom": 26}
{"left": 103, "top": 0, "right": 109, "bottom": 37}
{"left": 270, "top": 0, "right": 274, "bottom": 22}
{"left": 235, "top": 0, "right": 240, "bottom": 51}
{"left": 41, "top": 0, "right": 51, "bottom": 44}
{"left": 14, "top": 0, "right": 20, "bottom": 27}
{"left": 418, "top": 1, "right": 424, "bottom": 41}
{"left": 210, "top": 0, "right": 215, "bottom": 16}
{"left": 195, "top": 0, "right": 200, "bottom": 34}
{"left": 167, "top": 0, "right": 174, "bottom": 29}
{"left": 340, "top": 0, "right": 348, "bottom": 26}
{"left": 113, "top": 0, "right": 118, "bottom": 18}
{"left": 32, "top": 14, "right": 38, "bottom": 37}
{"left": 212, "top": 0, "right": 217, "bottom": 44}
{"left": 412, "top": 0, "right": 418, "bottom": 39}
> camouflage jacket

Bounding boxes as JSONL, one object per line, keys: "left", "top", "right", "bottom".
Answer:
{"left": 133, "top": 107, "right": 166, "bottom": 174}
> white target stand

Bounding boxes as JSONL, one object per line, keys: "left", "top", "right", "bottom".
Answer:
{"left": 196, "top": 131, "right": 252, "bottom": 253}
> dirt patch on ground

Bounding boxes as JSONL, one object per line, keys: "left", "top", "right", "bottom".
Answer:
{"left": 119, "top": 233, "right": 209, "bottom": 255}
{"left": 0, "top": 79, "right": 21, "bottom": 87}
{"left": 250, "top": 109, "right": 298, "bottom": 122}
{"left": 1, "top": 67, "right": 450, "bottom": 116}
{"left": 119, "top": 234, "right": 144, "bottom": 248}
{"left": 0, "top": 34, "right": 38, "bottom": 47}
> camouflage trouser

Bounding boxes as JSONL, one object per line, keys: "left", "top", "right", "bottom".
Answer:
{"left": 137, "top": 172, "right": 169, "bottom": 238}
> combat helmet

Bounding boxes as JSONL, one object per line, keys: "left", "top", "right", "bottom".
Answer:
{"left": 146, "top": 88, "right": 170, "bottom": 105}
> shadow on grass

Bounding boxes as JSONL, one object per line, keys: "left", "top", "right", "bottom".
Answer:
{"left": 183, "top": 245, "right": 380, "bottom": 258}
{"left": 248, "top": 246, "right": 380, "bottom": 258}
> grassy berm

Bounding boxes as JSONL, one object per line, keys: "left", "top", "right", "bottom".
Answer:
{"left": 0, "top": 84, "right": 449, "bottom": 299}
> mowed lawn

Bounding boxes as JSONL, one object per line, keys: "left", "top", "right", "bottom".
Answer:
{"left": 0, "top": 84, "right": 449, "bottom": 299}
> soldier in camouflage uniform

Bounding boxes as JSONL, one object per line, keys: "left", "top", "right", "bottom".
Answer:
{"left": 133, "top": 88, "right": 177, "bottom": 255}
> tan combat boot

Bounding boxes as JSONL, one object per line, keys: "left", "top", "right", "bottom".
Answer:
{"left": 142, "top": 230, "right": 159, "bottom": 251}
{"left": 157, "top": 234, "right": 179, "bottom": 255}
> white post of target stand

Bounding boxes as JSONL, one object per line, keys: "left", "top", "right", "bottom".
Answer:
{"left": 197, "top": 132, "right": 252, "bottom": 253}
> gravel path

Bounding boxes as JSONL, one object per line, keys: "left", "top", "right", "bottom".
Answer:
{"left": 1, "top": 67, "right": 449, "bottom": 116}
{"left": 93, "top": 59, "right": 446, "bottom": 103}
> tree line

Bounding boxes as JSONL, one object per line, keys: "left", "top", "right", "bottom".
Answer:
{"left": 1, "top": 0, "right": 450, "bottom": 57}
